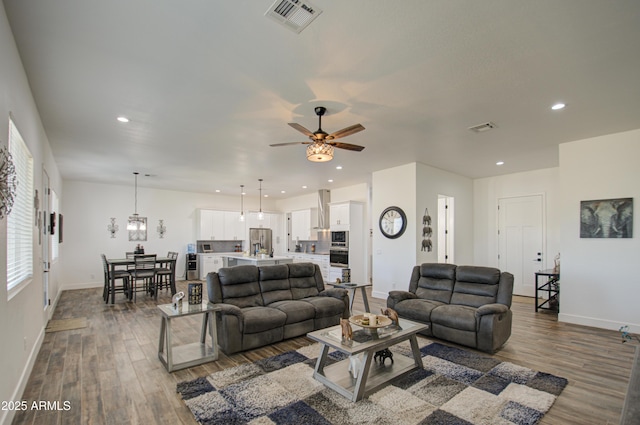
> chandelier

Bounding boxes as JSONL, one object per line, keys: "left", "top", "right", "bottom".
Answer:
{"left": 127, "top": 172, "right": 146, "bottom": 231}
{"left": 306, "top": 142, "right": 334, "bottom": 162}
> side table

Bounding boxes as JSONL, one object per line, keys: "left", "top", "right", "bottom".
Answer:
{"left": 327, "top": 282, "right": 371, "bottom": 315}
{"left": 157, "top": 302, "right": 220, "bottom": 372}
{"left": 534, "top": 269, "right": 560, "bottom": 313}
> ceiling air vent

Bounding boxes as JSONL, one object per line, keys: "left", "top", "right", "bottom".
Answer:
{"left": 468, "top": 122, "right": 497, "bottom": 133}
{"left": 265, "top": 0, "right": 322, "bottom": 34}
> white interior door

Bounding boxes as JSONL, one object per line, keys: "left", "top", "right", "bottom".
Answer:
{"left": 498, "top": 195, "right": 544, "bottom": 296}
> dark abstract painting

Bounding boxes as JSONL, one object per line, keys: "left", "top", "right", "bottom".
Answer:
{"left": 580, "top": 198, "right": 633, "bottom": 238}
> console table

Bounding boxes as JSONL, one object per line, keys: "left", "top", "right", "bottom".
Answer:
{"left": 535, "top": 269, "right": 560, "bottom": 313}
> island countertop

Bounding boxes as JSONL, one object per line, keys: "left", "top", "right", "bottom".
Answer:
{"left": 221, "top": 255, "right": 293, "bottom": 266}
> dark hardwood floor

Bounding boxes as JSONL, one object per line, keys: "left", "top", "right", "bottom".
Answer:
{"left": 12, "top": 281, "right": 636, "bottom": 425}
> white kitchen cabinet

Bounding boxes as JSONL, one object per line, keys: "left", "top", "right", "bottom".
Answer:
{"left": 197, "top": 209, "right": 225, "bottom": 240}
{"left": 291, "top": 208, "right": 318, "bottom": 241}
{"left": 223, "top": 211, "right": 246, "bottom": 240}
{"left": 198, "top": 254, "right": 224, "bottom": 280}
{"left": 330, "top": 203, "right": 350, "bottom": 229}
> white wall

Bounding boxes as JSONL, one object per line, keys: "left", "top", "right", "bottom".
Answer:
{"left": 61, "top": 180, "right": 277, "bottom": 288}
{"left": 474, "top": 167, "right": 561, "bottom": 269}
{"left": 371, "top": 162, "right": 473, "bottom": 299}
{"left": 558, "top": 129, "right": 640, "bottom": 332}
{"left": 0, "top": 5, "right": 63, "bottom": 424}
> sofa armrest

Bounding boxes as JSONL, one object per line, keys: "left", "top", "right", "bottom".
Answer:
{"left": 211, "top": 302, "right": 245, "bottom": 332}
{"left": 387, "top": 290, "right": 417, "bottom": 309}
{"left": 319, "top": 288, "right": 350, "bottom": 318}
{"left": 475, "top": 303, "right": 509, "bottom": 318}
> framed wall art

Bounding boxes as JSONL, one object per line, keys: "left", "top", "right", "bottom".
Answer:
{"left": 580, "top": 198, "right": 633, "bottom": 238}
{"left": 128, "top": 217, "right": 148, "bottom": 242}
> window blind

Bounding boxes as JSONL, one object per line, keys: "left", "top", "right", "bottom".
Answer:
{"left": 7, "top": 118, "right": 34, "bottom": 292}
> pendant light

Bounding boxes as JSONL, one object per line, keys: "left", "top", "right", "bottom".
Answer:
{"left": 127, "top": 172, "right": 146, "bottom": 231}
{"left": 258, "top": 178, "right": 264, "bottom": 220}
{"left": 239, "top": 184, "right": 245, "bottom": 222}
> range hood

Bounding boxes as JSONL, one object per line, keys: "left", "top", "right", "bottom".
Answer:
{"left": 315, "top": 189, "right": 330, "bottom": 230}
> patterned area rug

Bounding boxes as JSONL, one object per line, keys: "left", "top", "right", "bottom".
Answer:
{"left": 177, "top": 341, "right": 567, "bottom": 425}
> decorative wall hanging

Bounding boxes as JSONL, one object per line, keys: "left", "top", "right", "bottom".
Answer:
{"left": 128, "top": 217, "right": 147, "bottom": 241}
{"left": 580, "top": 198, "right": 633, "bottom": 238}
{"left": 58, "top": 214, "right": 64, "bottom": 243}
{"left": 157, "top": 219, "right": 166, "bottom": 238}
{"left": 107, "top": 217, "right": 119, "bottom": 238}
{"left": 0, "top": 144, "right": 18, "bottom": 220}
{"left": 421, "top": 208, "right": 432, "bottom": 251}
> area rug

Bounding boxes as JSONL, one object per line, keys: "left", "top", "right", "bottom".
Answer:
{"left": 177, "top": 341, "right": 567, "bottom": 425}
{"left": 45, "top": 317, "right": 87, "bottom": 333}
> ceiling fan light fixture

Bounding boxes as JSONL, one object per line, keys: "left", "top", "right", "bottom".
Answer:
{"left": 307, "top": 143, "right": 334, "bottom": 162}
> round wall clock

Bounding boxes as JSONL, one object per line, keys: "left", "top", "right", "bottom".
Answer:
{"left": 379, "top": 206, "right": 407, "bottom": 239}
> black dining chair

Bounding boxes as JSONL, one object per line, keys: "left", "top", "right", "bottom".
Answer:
{"left": 156, "top": 251, "right": 178, "bottom": 292}
{"left": 130, "top": 254, "right": 158, "bottom": 301}
{"left": 101, "top": 254, "right": 130, "bottom": 304}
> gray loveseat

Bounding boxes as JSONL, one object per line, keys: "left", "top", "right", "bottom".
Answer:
{"left": 387, "top": 263, "right": 514, "bottom": 353}
{"left": 207, "top": 262, "right": 349, "bottom": 354}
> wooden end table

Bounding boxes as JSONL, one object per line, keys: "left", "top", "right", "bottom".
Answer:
{"left": 326, "top": 282, "right": 371, "bottom": 314}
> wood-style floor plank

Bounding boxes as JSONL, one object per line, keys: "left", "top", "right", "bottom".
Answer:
{"left": 11, "top": 282, "right": 636, "bottom": 425}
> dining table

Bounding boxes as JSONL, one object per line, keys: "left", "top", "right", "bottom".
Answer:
{"left": 106, "top": 255, "right": 177, "bottom": 304}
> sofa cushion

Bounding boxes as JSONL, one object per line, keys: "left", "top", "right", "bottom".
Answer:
{"left": 241, "top": 307, "right": 287, "bottom": 334}
{"left": 409, "top": 263, "right": 456, "bottom": 304}
{"left": 450, "top": 266, "right": 500, "bottom": 308}
{"left": 431, "top": 304, "right": 478, "bottom": 332}
{"left": 394, "top": 298, "right": 444, "bottom": 323}
{"left": 302, "top": 297, "right": 345, "bottom": 318}
{"left": 268, "top": 300, "right": 316, "bottom": 324}
{"left": 289, "top": 263, "right": 321, "bottom": 299}
{"left": 259, "top": 264, "right": 293, "bottom": 305}
{"left": 217, "top": 265, "right": 264, "bottom": 308}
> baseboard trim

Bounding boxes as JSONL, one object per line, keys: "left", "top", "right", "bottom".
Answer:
{"left": 0, "top": 327, "right": 45, "bottom": 425}
{"left": 61, "top": 281, "right": 103, "bottom": 291}
{"left": 558, "top": 312, "right": 638, "bottom": 332}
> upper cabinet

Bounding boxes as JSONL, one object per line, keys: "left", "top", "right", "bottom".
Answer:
{"left": 197, "top": 209, "right": 246, "bottom": 240}
{"left": 247, "top": 211, "right": 272, "bottom": 230}
{"left": 291, "top": 208, "right": 318, "bottom": 241}
{"left": 330, "top": 203, "right": 350, "bottom": 230}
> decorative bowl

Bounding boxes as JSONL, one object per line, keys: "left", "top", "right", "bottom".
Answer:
{"left": 349, "top": 314, "right": 392, "bottom": 329}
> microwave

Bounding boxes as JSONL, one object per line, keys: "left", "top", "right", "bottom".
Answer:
{"left": 330, "top": 231, "right": 349, "bottom": 247}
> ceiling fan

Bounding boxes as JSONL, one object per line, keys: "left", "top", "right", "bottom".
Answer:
{"left": 270, "top": 106, "right": 365, "bottom": 162}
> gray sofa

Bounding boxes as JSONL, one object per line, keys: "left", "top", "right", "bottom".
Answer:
{"left": 387, "top": 263, "right": 514, "bottom": 353}
{"left": 207, "top": 262, "right": 349, "bottom": 354}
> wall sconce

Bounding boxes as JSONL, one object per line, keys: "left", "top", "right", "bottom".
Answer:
{"left": 107, "top": 217, "right": 119, "bottom": 238}
{"left": 157, "top": 219, "right": 167, "bottom": 238}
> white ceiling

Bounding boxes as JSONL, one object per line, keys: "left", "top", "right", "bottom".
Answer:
{"left": 4, "top": 0, "right": 640, "bottom": 198}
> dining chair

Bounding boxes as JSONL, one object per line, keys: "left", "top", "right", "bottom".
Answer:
{"left": 101, "top": 254, "right": 130, "bottom": 304}
{"left": 130, "top": 254, "right": 158, "bottom": 301}
{"left": 156, "top": 251, "right": 178, "bottom": 292}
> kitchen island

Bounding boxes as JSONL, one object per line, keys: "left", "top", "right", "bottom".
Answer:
{"left": 222, "top": 255, "right": 293, "bottom": 267}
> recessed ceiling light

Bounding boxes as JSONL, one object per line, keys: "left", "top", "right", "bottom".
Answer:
{"left": 281, "top": 190, "right": 286, "bottom": 194}
{"left": 336, "top": 166, "right": 343, "bottom": 170}
{"left": 117, "top": 116, "right": 129, "bottom": 123}
{"left": 264, "top": 194, "right": 269, "bottom": 198}
{"left": 551, "top": 103, "right": 565, "bottom": 110}
{"left": 302, "top": 185, "right": 307, "bottom": 189}
{"left": 496, "top": 161, "right": 504, "bottom": 166}
{"left": 215, "top": 189, "right": 221, "bottom": 193}
{"left": 328, "top": 179, "right": 333, "bottom": 183}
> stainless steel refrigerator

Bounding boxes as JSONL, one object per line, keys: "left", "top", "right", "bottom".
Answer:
{"left": 249, "top": 228, "right": 272, "bottom": 256}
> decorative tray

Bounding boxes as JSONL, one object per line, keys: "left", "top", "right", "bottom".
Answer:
{"left": 349, "top": 314, "right": 392, "bottom": 329}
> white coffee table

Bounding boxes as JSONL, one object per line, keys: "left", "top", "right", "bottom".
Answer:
{"left": 307, "top": 318, "right": 428, "bottom": 402}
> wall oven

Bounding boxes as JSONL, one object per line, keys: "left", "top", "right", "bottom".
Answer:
{"left": 329, "top": 248, "right": 349, "bottom": 267}
{"left": 330, "top": 231, "right": 349, "bottom": 248}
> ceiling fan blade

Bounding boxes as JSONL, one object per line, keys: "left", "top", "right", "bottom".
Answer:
{"left": 269, "top": 142, "right": 310, "bottom": 147}
{"left": 288, "top": 123, "right": 316, "bottom": 138}
{"left": 326, "top": 124, "right": 365, "bottom": 140}
{"left": 330, "top": 141, "right": 365, "bottom": 152}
